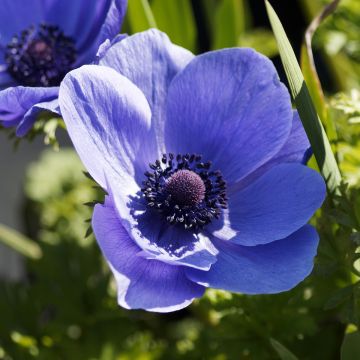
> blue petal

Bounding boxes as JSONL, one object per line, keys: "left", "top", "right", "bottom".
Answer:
{"left": 212, "top": 163, "right": 326, "bottom": 246}
{"left": 230, "top": 110, "right": 311, "bottom": 192}
{"left": 165, "top": 48, "right": 292, "bottom": 185}
{"left": 126, "top": 207, "right": 218, "bottom": 270}
{"left": 186, "top": 225, "right": 319, "bottom": 294}
{"left": 95, "top": 34, "right": 127, "bottom": 63}
{"left": 97, "top": 0, "right": 128, "bottom": 46}
{"left": 59, "top": 64, "right": 153, "bottom": 193}
{"left": 0, "top": 86, "right": 58, "bottom": 126}
{"left": 0, "top": 0, "right": 43, "bottom": 45}
{"left": 43, "top": 0, "right": 108, "bottom": 41}
{"left": 0, "top": 67, "right": 16, "bottom": 90}
{"left": 75, "top": 0, "right": 128, "bottom": 65}
{"left": 92, "top": 198, "right": 205, "bottom": 312}
{"left": 45, "top": 0, "right": 126, "bottom": 65}
{"left": 99, "top": 29, "right": 194, "bottom": 158}
{"left": 16, "top": 98, "right": 59, "bottom": 136}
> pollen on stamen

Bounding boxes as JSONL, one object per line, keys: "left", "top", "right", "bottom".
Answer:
{"left": 165, "top": 169, "right": 206, "bottom": 206}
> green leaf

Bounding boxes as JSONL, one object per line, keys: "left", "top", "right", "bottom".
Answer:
{"left": 127, "top": 0, "right": 157, "bottom": 32}
{"left": 0, "top": 223, "right": 42, "bottom": 260}
{"left": 341, "top": 332, "right": 360, "bottom": 360}
{"left": 151, "top": 0, "right": 196, "bottom": 52}
{"left": 265, "top": 1, "right": 342, "bottom": 193}
{"left": 270, "top": 338, "right": 298, "bottom": 360}
{"left": 212, "top": 0, "right": 247, "bottom": 49}
{"left": 301, "top": 44, "right": 337, "bottom": 142}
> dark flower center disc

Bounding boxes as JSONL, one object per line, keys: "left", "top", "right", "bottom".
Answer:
{"left": 5, "top": 23, "right": 77, "bottom": 87}
{"left": 142, "top": 153, "right": 228, "bottom": 231}
{"left": 165, "top": 169, "right": 206, "bottom": 206}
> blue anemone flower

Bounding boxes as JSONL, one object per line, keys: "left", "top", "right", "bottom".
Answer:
{"left": 0, "top": 0, "right": 127, "bottom": 136}
{"left": 59, "top": 29, "right": 326, "bottom": 312}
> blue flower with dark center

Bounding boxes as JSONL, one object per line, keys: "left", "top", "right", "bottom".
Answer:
{"left": 59, "top": 29, "right": 326, "bottom": 312}
{"left": 0, "top": 0, "right": 127, "bottom": 136}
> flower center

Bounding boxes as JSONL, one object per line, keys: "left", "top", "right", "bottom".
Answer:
{"left": 165, "top": 169, "right": 206, "bottom": 206}
{"left": 5, "top": 23, "right": 77, "bottom": 87}
{"left": 141, "top": 153, "right": 228, "bottom": 231}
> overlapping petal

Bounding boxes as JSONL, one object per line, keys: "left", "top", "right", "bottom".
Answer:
{"left": 0, "top": 0, "right": 127, "bottom": 135}
{"left": 186, "top": 225, "right": 319, "bottom": 294}
{"left": 99, "top": 29, "right": 194, "bottom": 158}
{"left": 165, "top": 48, "right": 293, "bottom": 185}
{"left": 129, "top": 208, "right": 218, "bottom": 270}
{"left": 230, "top": 111, "right": 311, "bottom": 192}
{"left": 59, "top": 64, "right": 152, "bottom": 192}
{"left": 93, "top": 198, "right": 205, "bottom": 312}
{"left": 58, "top": 30, "right": 325, "bottom": 312}
{"left": 0, "top": 86, "right": 58, "bottom": 124}
{"left": 16, "top": 98, "right": 60, "bottom": 137}
{"left": 212, "top": 163, "right": 325, "bottom": 246}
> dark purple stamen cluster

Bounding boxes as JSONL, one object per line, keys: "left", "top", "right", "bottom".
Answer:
{"left": 141, "top": 153, "right": 228, "bottom": 231}
{"left": 5, "top": 23, "right": 77, "bottom": 87}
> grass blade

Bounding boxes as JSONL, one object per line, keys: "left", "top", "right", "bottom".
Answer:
{"left": 265, "top": 1, "right": 342, "bottom": 193}
{"left": 0, "top": 223, "right": 42, "bottom": 260}
{"left": 127, "top": 0, "right": 157, "bottom": 32}
{"left": 301, "top": 0, "right": 339, "bottom": 142}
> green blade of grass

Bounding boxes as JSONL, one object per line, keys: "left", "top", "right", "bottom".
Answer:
{"left": 0, "top": 223, "right": 42, "bottom": 260}
{"left": 265, "top": 0, "right": 341, "bottom": 193}
{"left": 300, "top": 0, "right": 339, "bottom": 143}
{"left": 151, "top": 0, "right": 196, "bottom": 52}
{"left": 270, "top": 338, "right": 298, "bottom": 360}
{"left": 127, "top": 0, "right": 157, "bottom": 32}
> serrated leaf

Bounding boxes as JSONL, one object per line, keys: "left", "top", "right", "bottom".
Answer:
{"left": 270, "top": 338, "right": 298, "bottom": 360}
{"left": 0, "top": 223, "right": 42, "bottom": 260}
{"left": 265, "top": 1, "right": 342, "bottom": 193}
{"left": 85, "top": 226, "right": 93, "bottom": 239}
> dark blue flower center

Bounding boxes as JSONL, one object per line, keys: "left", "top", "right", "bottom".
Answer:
{"left": 141, "top": 153, "right": 228, "bottom": 231}
{"left": 5, "top": 23, "right": 77, "bottom": 87}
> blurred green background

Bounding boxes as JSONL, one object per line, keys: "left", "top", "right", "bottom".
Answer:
{"left": 1, "top": 0, "right": 360, "bottom": 359}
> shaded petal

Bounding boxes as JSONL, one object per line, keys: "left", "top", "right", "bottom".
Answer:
{"left": 97, "top": 0, "right": 128, "bottom": 45}
{"left": 0, "top": 69, "right": 16, "bottom": 90}
{"left": 165, "top": 48, "right": 292, "bottom": 185}
{"left": 230, "top": 110, "right": 311, "bottom": 192}
{"left": 0, "top": 86, "right": 58, "bottom": 125}
{"left": 74, "top": 0, "right": 128, "bottom": 65}
{"left": 186, "top": 225, "right": 319, "bottom": 294}
{"left": 99, "top": 29, "right": 194, "bottom": 158}
{"left": 0, "top": 0, "right": 44, "bottom": 45}
{"left": 59, "top": 64, "right": 152, "bottom": 192}
{"left": 212, "top": 163, "right": 326, "bottom": 246}
{"left": 128, "top": 207, "right": 218, "bottom": 270}
{"left": 92, "top": 198, "right": 205, "bottom": 312}
{"left": 42, "top": 0, "right": 107, "bottom": 45}
{"left": 16, "top": 98, "right": 60, "bottom": 136}
{"left": 95, "top": 34, "right": 127, "bottom": 63}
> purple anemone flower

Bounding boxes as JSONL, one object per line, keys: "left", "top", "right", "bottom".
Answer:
{"left": 59, "top": 29, "right": 326, "bottom": 312}
{"left": 0, "top": 0, "right": 127, "bottom": 136}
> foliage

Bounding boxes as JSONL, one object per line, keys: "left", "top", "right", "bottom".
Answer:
{"left": 1, "top": 0, "right": 360, "bottom": 359}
